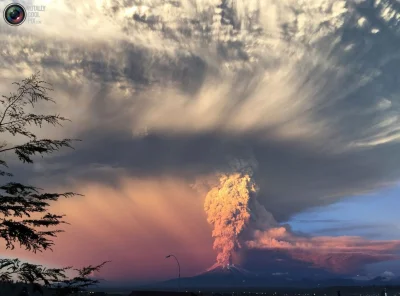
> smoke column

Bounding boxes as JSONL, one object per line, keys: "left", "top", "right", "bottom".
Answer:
{"left": 204, "top": 159, "right": 258, "bottom": 267}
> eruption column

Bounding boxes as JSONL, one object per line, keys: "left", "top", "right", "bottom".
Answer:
{"left": 204, "top": 168, "right": 258, "bottom": 267}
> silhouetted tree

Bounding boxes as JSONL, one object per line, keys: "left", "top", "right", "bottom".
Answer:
{"left": 0, "top": 72, "right": 109, "bottom": 295}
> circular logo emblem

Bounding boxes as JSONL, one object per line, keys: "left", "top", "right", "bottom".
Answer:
{"left": 3, "top": 3, "right": 26, "bottom": 26}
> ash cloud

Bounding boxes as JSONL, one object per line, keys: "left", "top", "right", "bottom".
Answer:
{"left": 1, "top": 0, "right": 400, "bottom": 275}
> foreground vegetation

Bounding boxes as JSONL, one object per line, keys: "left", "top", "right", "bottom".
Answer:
{"left": 0, "top": 73, "right": 109, "bottom": 295}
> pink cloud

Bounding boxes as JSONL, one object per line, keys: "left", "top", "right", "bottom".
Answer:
{"left": 0, "top": 177, "right": 216, "bottom": 281}
{"left": 247, "top": 227, "right": 400, "bottom": 272}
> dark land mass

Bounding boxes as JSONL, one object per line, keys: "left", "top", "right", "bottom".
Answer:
{"left": 138, "top": 265, "right": 400, "bottom": 292}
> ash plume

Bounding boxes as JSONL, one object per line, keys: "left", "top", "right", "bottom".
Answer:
{"left": 204, "top": 158, "right": 258, "bottom": 267}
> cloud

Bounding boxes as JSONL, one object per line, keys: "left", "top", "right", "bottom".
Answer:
{"left": 381, "top": 271, "right": 396, "bottom": 279}
{"left": 247, "top": 227, "right": 400, "bottom": 273}
{"left": 1, "top": 0, "right": 400, "bottom": 277}
{"left": 272, "top": 272, "right": 288, "bottom": 276}
{"left": 3, "top": 0, "right": 399, "bottom": 220}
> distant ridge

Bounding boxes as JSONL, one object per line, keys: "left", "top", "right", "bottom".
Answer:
{"left": 129, "top": 291, "right": 197, "bottom": 296}
{"left": 144, "top": 267, "right": 400, "bottom": 291}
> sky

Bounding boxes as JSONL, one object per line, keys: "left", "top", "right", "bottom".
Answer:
{"left": 1, "top": 0, "right": 400, "bottom": 286}
{"left": 290, "top": 186, "right": 400, "bottom": 275}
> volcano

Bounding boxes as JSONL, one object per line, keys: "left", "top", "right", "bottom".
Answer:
{"left": 195, "top": 263, "right": 259, "bottom": 287}
{"left": 146, "top": 264, "right": 298, "bottom": 290}
{"left": 147, "top": 264, "right": 260, "bottom": 290}
{"left": 202, "top": 263, "right": 258, "bottom": 278}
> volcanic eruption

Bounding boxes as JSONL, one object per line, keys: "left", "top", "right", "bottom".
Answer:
{"left": 203, "top": 158, "right": 259, "bottom": 270}
{"left": 203, "top": 158, "right": 400, "bottom": 274}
